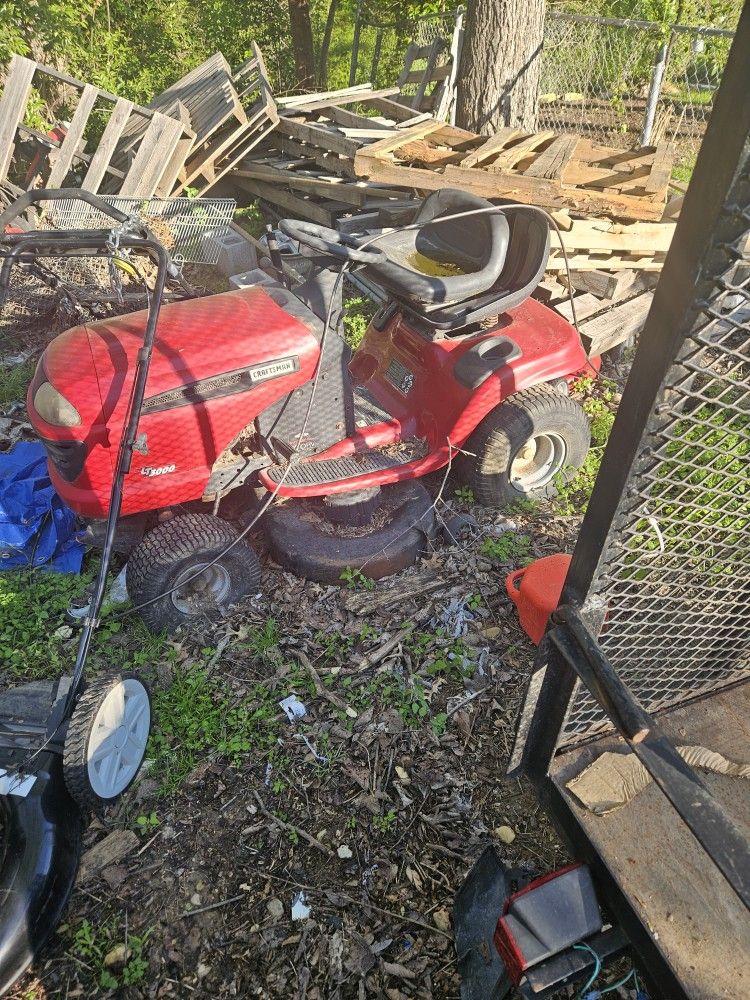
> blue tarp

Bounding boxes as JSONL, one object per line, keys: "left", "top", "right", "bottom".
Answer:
{"left": 0, "top": 441, "right": 84, "bottom": 573}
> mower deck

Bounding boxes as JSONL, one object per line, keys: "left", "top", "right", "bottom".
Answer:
{"left": 548, "top": 682, "right": 750, "bottom": 1000}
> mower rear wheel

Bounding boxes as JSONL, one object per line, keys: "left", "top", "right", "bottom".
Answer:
{"left": 63, "top": 673, "right": 151, "bottom": 813}
{"left": 457, "top": 386, "right": 590, "bottom": 506}
{"left": 126, "top": 512, "right": 261, "bottom": 633}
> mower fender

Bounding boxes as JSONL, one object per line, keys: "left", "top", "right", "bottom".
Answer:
{"left": 0, "top": 751, "right": 83, "bottom": 995}
{"left": 449, "top": 298, "right": 590, "bottom": 449}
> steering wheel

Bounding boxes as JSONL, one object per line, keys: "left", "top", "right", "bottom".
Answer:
{"left": 279, "top": 219, "right": 385, "bottom": 264}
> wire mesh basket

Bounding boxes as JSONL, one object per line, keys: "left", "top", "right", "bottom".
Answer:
{"left": 37, "top": 196, "right": 236, "bottom": 265}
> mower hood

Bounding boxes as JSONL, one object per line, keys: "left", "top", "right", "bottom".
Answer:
{"left": 31, "top": 286, "right": 311, "bottom": 437}
{"left": 0, "top": 750, "right": 83, "bottom": 995}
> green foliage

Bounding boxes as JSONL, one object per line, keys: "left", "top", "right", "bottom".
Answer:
{"left": 135, "top": 811, "right": 160, "bottom": 832}
{"left": 0, "top": 569, "right": 91, "bottom": 678}
{"left": 553, "top": 375, "right": 619, "bottom": 514}
{"left": 340, "top": 566, "right": 375, "bottom": 590}
{"left": 63, "top": 916, "right": 151, "bottom": 991}
{"left": 481, "top": 531, "right": 532, "bottom": 563}
{"left": 454, "top": 485, "right": 475, "bottom": 503}
{"left": 342, "top": 294, "right": 377, "bottom": 350}
{"left": 150, "top": 662, "right": 282, "bottom": 795}
{"left": 372, "top": 808, "right": 397, "bottom": 833}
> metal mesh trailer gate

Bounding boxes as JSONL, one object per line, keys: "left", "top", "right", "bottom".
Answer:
{"left": 510, "top": 6, "right": 750, "bottom": 997}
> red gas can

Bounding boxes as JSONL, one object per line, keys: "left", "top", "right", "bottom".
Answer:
{"left": 506, "top": 553, "right": 572, "bottom": 644}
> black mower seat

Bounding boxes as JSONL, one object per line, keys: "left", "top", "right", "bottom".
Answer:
{"left": 360, "top": 190, "right": 509, "bottom": 306}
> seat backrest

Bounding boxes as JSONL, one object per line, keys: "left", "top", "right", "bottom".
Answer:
{"left": 359, "top": 190, "right": 510, "bottom": 306}
{"left": 415, "top": 207, "right": 550, "bottom": 330}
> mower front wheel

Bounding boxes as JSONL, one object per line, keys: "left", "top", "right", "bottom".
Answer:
{"left": 63, "top": 673, "right": 151, "bottom": 812}
{"left": 126, "top": 512, "right": 261, "bottom": 633}
{"left": 457, "top": 385, "right": 590, "bottom": 506}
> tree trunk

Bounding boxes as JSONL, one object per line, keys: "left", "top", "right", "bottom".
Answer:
{"left": 317, "top": 0, "right": 341, "bottom": 89}
{"left": 288, "top": 0, "right": 316, "bottom": 90}
{"left": 456, "top": 0, "right": 546, "bottom": 135}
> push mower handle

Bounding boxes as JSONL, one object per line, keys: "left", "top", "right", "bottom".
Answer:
{"left": 0, "top": 188, "right": 131, "bottom": 231}
{"left": 279, "top": 218, "right": 385, "bottom": 264}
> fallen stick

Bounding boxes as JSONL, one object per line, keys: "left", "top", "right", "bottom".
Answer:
{"left": 355, "top": 605, "right": 433, "bottom": 672}
{"left": 181, "top": 893, "right": 246, "bottom": 918}
{"left": 291, "top": 648, "right": 353, "bottom": 714}
{"left": 253, "top": 790, "right": 336, "bottom": 858}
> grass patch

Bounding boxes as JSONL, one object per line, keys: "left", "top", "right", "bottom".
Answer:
{"left": 0, "top": 361, "right": 34, "bottom": 408}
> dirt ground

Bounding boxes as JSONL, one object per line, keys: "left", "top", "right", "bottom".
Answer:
{"left": 0, "top": 259, "right": 629, "bottom": 1000}
{"left": 6, "top": 494, "right": 585, "bottom": 1000}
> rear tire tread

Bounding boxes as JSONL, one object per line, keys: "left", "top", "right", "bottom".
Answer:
{"left": 457, "top": 385, "right": 590, "bottom": 506}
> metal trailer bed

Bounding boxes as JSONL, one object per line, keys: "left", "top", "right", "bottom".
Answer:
{"left": 509, "top": 5, "right": 750, "bottom": 997}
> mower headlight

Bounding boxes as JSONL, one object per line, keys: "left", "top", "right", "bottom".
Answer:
{"left": 33, "top": 381, "right": 81, "bottom": 427}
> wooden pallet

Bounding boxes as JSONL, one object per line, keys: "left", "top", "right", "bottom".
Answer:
{"left": 171, "top": 44, "right": 278, "bottom": 196}
{"left": 0, "top": 54, "right": 196, "bottom": 197}
{"left": 546, "top": 219, "right": 675, "bottom": 271}
{"left": 354, "top": 122, "right": 674, "bottom": 222}
{"left": 230, "top": 87, "right": 471, "bottom": 227}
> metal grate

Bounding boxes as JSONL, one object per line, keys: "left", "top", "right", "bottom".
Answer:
{"left": 38, "top": 196, "right": 236, "bottom": 264}
{"left": 561, "top": 172, "right": 750, "bottom": 745}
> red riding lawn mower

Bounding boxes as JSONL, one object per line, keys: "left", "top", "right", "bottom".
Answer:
{"left": 21, "top": 186, "right": 593, "bottom": 633}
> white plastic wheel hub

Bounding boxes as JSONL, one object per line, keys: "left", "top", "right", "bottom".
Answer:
{"left": 86, "top": 678, "right": 150, "bottom": 799}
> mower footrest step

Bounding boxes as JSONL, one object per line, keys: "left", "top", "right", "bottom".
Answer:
{"left": 266, "top": 451, "right": 400, "bottom": 487}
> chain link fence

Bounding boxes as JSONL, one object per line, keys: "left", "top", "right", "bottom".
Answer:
{"left": 347, "top": 3, "right": 738, "bottom": 167}
{"left": 539, "top": 7, "right": 738, "bottom": 165}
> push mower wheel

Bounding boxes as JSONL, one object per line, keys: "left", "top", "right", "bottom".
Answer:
{"left": 457, "top": 385, "right": 590, "bottom": 506}
{"left": 126, "top": 512, "right": 261, "bottom": 633}
{"left": 266, "top": 480, "right": 436, "bottom": 585}
{"left": 63, "top": 673, "right": 151, "bottom": 813}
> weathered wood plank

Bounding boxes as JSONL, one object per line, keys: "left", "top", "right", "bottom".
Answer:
{"left": 460, "top": 128, "right": 527, "bottom": 169}
{"left": 233, "top": 176, "right": 337, "bottom": 227}
{"left": 490, "top": 131, "right": 557, "bottom": 171}
{"left": 47, "top": 84, "right": 98, "bottom": 187}
{"left": 0, "top": 55, "right": 37, "bottom": 182}
{"left": 554, "top": 292, "right": 606, "bottom": 323}
{"left": 550, "top": 683, "right": 750, "bottom": 1000}
{"left": 578, "top": 290, "right": 654, "bottom": 355}
{"left": 82, "top": 97, "right": 134, "bottom": 192}
{"left": 401, "top": 63, "right": 451, "bottom": 87}
{"left": 525, "top": 134, "right": 580, "bottom": 179}
{"left": 550, "top": 220, "right": 675, "bottom": 254}
{"left": 562, "top": 269, "right": 638, "bottom": 300}
{"left": 277, "top": 117, "right": 362, "bottom": 159}
{"left": 119, "top": 112, "right": 184, "bottom": 196}
{"left": 645, "top": 141, "right": 673, "bottom": 195}
{"left": 278, "top": 84, "right": 372, "bottom": 107}
{"left": 412, "top": 38, "right": 444, "bottom": 110}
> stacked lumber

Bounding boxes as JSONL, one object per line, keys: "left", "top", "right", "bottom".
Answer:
{"left": 546, "top": 217, "right": 675, "bottom": 271}
{"left": 0, "top": 46, "right": 277, "bottom": 200}
{"left": 232, "top": 85, "right": 444, "bottom": 226}
{"left": 536, "top": 270, "right": 659, "bottom": 357}
{"left": 354, "top": 123, "right": 674, "bottom": 222}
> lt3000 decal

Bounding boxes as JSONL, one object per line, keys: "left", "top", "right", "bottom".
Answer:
{"left": 140, "top": 464, "right": 176, "bottom": 477}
